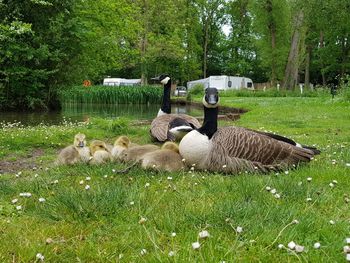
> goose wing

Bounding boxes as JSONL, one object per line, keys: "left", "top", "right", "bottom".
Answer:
{"left": 150, "top": 114, "right": 201, "bottom": 142}
{"left": 205, "top": 127, "right": 315, "bottom": 173}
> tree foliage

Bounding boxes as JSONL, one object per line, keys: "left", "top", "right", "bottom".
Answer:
{"left": 0, "top": 0, "right": 349, "bottom": 110}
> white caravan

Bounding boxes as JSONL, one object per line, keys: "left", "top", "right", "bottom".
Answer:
{"left": 103, "top": 78, "right": 141, "bottom": 86}
{"left": 187, "top": 75, "right": 254, "bottom": 90}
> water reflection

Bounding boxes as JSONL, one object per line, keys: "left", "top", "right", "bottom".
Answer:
{"left": 0, "top": 103, "right": 202, "bottom": 126}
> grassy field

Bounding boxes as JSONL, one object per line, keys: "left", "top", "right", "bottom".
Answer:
{"left": 0, "top": 95, "right": 350, "bottom": 262}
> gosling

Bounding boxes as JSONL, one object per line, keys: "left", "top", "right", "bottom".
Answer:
{"left": 111, "top": 136, "right": 131, "bottom": 161}
{"left": 141, "top": 142, "right": 184, "bottom": 172}
{"left": 121, "top": 144, "right": 159, "bottom": 163}
{"left": 56, "top": 133, "right": 90, "bottom": 165}
{"left": 89, "top": 140, "right": 112, "bottom": 165}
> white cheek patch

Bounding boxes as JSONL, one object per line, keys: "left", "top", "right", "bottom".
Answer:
{"left": 160, "top": 77, "right": 170, "bottom": 85}
{"left": 202, "top": 97, "right": 219, "bottom": 108}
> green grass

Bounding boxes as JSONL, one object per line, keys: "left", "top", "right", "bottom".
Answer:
{"left": 58, "top": 85, "right": 163, "bottom": 105}
{"left": 0, "top": 96, "right": 350, "bottom": 262}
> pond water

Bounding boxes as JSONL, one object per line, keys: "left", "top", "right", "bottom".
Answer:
{"left": 0, "top": 104, "right": 203, "bottom": 126}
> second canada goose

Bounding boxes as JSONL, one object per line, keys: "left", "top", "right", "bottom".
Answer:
{"left": 179, "top": 88, "right": 320, "bottom": 173}
{"left": 141, "top": 142, "right": 184, "bottom": 172}
{"left": 56, "top": 133, "right": 90, "bottom": 165}
{"left": 150, "top": 74, "right": 201, "bottom": 142}
{"left": 89, "top": 140, "right": 112, "bottom": 165}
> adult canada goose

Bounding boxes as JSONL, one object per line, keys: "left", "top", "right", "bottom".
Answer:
{"left": 150, "top": 74, "right": 201, "bottom": 141}
{"left": 141, "top": 142, "right": 184, "bottom": 172}
{"left": 179, "top": 88, "right": 320, "bottom": 173}
{"left": 89, "top": 140, "right": 112, "bottom": 165}
{"left": 56, "top": 133, "right": 90, "bottom": 165}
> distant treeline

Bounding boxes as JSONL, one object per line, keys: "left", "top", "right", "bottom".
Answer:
{"left": 0, "top": 0, "right": 349, "bottom": 110}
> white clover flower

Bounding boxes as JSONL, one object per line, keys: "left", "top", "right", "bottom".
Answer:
{"left": 53, "top": 180, "right": 58, "bottom": 184}
{"left": 129, "top": 201, "right": 134, "bottom": 205}
{"left": 292, "top": 219, "right": 299, "bottom": 224}
{"left": 198, "top": 230, "right": 210, "bottom": 239}
{"left": 278, "top": 244, "right": 284, "bottom": 249}
{"left": 38, "top": 197, "right": 46, "bottom": 203}
{"left": 85, "top": 185, "right": 90, "bottom": 190}
{"left": 306, "top": 197, "right": 312, "bottom": 202}
{"left": 344, "top": 245, "right": 350, "bottom": 253}
{"left": 167, "top": 176, "right": 173, "bottom": 180}
{"left": 19, "top": 193, "right": 25, "bottom": 197}
{"left": 139, "top": 217, "right": 147, "bottom": 224}
{"left": 274, "top": 193, "right": 281, "bottom": 199}
{"left": 192, "top": 241, "right": 201, "bottom": 250}
{"left": 11, "top": 198, "right": 18, "bottom": 204}
{"left": 314, "top": 242, "right": 321, "bottom": 249}
{"left": 288, "top": 241, "right": 296, "bottom": 250}
{"left": 307, "top": 177, "right": 312, "bottom": 182}
{"left": 270, "top": 189, "right": 277, "bottom": 194}
{"left": 145, "top": 183, "right": 150, "bottom": 188}
{"left": 346, "top": 238, "right": 350, "bottom": 244}
{"left": 168, "top": 251, "right": 175, "bottom": 257}
{"left": 295, "top": 245, "right": 304, "bottom": 253}
{"left": 329, "top": 183, "right": 335, "bottom": 188}
{"left": 236, "top": 226, "right": 243, "bottom": 233}
{"left": 36, "top": 253, "right": 44, "bottom": 261}
{"left": 85, "top": 176, "right": 91, "bottom": 181}
{"left": 265, "top": 186, "right": 271, "bottom": 191}
{"left": 140, "top": 249, "right": 147, "bottom": 255}
{"left": 171, "top": 232, "right": 176, "bottom": 237}
{"left": 79, "top": 180, "right": 84, "bottom": 185}
{"left": 329, "top": 220, "right": 335, "bottom": 225}
{"left": 332, "top": 180, "right": 338, "bottom": 184}
{"left": 16, "top": 205, "right": 22, "bottom": 211}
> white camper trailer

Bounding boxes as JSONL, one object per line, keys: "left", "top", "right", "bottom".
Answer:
{"left": 187, "top": 75, "right": 254, "bottom": 90}
{"left": 103, "top": 78, "right": 141, "bottom": 86}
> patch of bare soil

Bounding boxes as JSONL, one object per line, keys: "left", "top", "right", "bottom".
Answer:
{"left": 0, "top": 148, "right": 44, "bottom": 174}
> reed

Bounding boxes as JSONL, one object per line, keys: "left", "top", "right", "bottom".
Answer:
{"left": 58, "top": 85, "right": 163, "bottom": 105}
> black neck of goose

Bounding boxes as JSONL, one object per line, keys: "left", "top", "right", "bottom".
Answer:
{"left": 161, "top": 81, "right": 171, "bottom": 114}
{"left": 197, "top": 105, "right": 218, "bottom": 139}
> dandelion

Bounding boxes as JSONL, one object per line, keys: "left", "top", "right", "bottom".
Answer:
{"left": 11, "top": 198, "right": 18, "bottom": 204}
{"left": 85, "top": 185, "right": 90, "bottom": 190}
{"left": 236, "top": 226, "right": 243, "bottom": 233}
{"left": 171, "top": 232, "right": 176, "bottom": 237}
{"left": 36, "top": 253, "right": 44, "bottom": 261}
{"left": 307, "top": 177, "right": 312, "bottom": 182}
{"left": 198, "top": 230, "right": 210, "bottom": 239}
{"left": 38, "top": 197, "right": 46, "bottom": 203}
{"left": 168, "top": 251, "right": 175, "bottom": 257}
{"left": 288, "top": 241, "right": 296, "bottom": 250}
{"left": 140, "top": 249, "right": 147, "bottom": 255}
{"left": 192, "top": 242, "right": 201, "bottom": 250}
{"left": 314, "top": 242, "right": 321, "bottom": 249}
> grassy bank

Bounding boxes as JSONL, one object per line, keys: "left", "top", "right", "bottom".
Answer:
{"left": 59, "top": 85, "right": 163, "bottom": 105}
{"left": 0, "top": 97, "right": 350, "bottom": 262}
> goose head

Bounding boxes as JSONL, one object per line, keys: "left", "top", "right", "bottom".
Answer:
{"left": 203, "top": 87, "right": 219, "bottom": 108}
{"left": 74, "top": 133, "right": 87, "bottom": 148}
{"left": 90, "top": 140, "right": 108, "bottom": 155}
{"left": 151, "top": 74, "right": 171, "bottom": 85}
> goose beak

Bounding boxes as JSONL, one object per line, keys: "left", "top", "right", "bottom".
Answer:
{"left": 207, "top": 94, "right": 217, "bottom": 105}
{"left": 78, "top": 141, "right": 85, "bottom": 147}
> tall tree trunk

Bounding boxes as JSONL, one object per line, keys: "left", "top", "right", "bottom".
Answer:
{"left": 304, "top": 45, "right": 311, "bottom": 89}
{"left": 283, "top": 10, "right": 304, "bottom": 90}
{"left": 319, "top": 31, "right": 326, "bottom": 86}
{"left": 203, "top": 18, "right": 209, "bottom": 78}
{"left": 140, "top": 0, "right": 148, "bottom": 85}
{"left": 266, "top": 0, "right": 276, "bottom": 86}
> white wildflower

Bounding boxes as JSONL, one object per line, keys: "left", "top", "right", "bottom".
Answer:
{"left": 346, "top": 238, "right": 350, "bottom": 244}
{"left": 85, "top": 185, "right": 90, "bottom": 190}
{"left": 314, "top": 242, "right": 321, "bottom": 249}
{"left": 270, "top": 189, "right": 277, "bottom": 194}
{"left": 16, "top": 205, "right": 22, "bottom": 210}
{"left": 329, "top": 220, "right": 335, "bottom": 225}
{"left": 284, "top": 171, "right": 289, "bottom": 175}
{"left": 332, "top": 180, "right": 338, "bottom": 184}
{"left": 104, "top": 175, "right": 108, "bottom": 178}
{"left": 53, "top": 180, "right": 58, "bottom": 184}
{"left": 38, "top": 197, "right": 46, "bottom": 203}
{"left": 329, "top": 183, "right": 335, "bottom": 188}
{"left": 36, "top": 253, "right": 44, "bottom": 261}
{"left": 11, "top": 198, "right": 18, "bottom": 204}
{"left": 288, "top": 241, "right": 296, "bottom": 250}
{"left": 298, "top": 181, "right": 303, "bottom": 186}
{"left": 295, "top": 245, "right": 304, "bottom": 253}
{"left": 346, "top": 254, "right": 350, "bottom": 261}
{"left": 198, "top": 230, "right": 210, "bottom": 239}
{"left": 129, "top": 201, "right": 134, "bottom": 205}
{"left": 167, "top": 176, "right": 173, "bottom": 180}
{"left": 192, "top": 241, "right": 201, "bottom": 250}
{"left": 85, "top": 176, "right": 91, "bottom": 181}
{"left": 171, "top": 232, "right": 176, "bottom": 237}
{"left": 79, "top": 180, "right": 84, "bottom": 185}
{"left": 145, "top": 183, "right": 150, "bottom": 188}
{"left": 236, "top": 226, "right": 243, "bottom": 233}
{"left": 344, "top": 245, "right": 350, "bottom": 253}
{"left": 140, "top": 249, "right": 147, "bottom": 255}
{"left": 307, "top": 177, "right": 312, "bottom": 182}
{"left": 306, "top": 197, "right": 312, "bottom": 202}
{"left": 139, "top": 217, "right": 147, "bottom": 224}
{"left": 168, "top": 251, "right": 175, "bottom": 257}
{"left": 265, "top": 186, "right": 271, "bottom": 191}
{"left": 278, "top": 244, "right": 284, "bottom": 249}
{"left": 274, "top": 193, "right": 281, "bottom": 199}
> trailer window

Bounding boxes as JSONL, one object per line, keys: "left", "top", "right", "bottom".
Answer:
{"left": 247, "top": 82, "right": 252, "bottom": 88}
{"left": 228, "top": 81, "right": 232, "bottom": 87}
